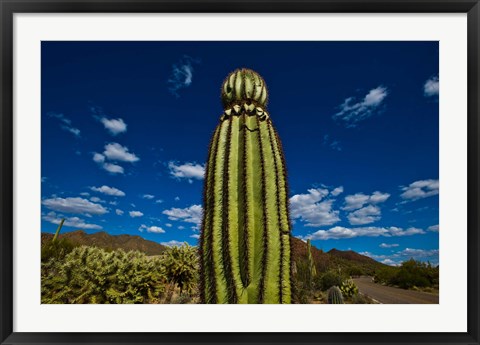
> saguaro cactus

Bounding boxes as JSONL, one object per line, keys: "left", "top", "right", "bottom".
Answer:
{"left": 199, "top": 68, "right": 292, "bottom": 304}
{"left": 307, "top": 239, "right": 317, "bottom": 278}
{"left": 52, "top": 218, "right": 65, "bottom": 243}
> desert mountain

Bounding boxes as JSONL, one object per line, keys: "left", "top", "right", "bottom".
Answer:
{"left": 291, "top": 237, "right": 388, "bottom": 275}
{"left": 41, "top": 230, "right": 166, "bottom": 256}
{"left": 42, "top": 230, "right": 387, "bottom": 274}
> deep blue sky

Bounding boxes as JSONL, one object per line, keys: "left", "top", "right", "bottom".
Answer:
{"left": 41, "top": 41, "right": 439, "bottom": 266}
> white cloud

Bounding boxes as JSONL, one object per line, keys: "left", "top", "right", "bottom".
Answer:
{"left": 190, "top": 234, "right": 200, "bottom": 239}
{"left": 379, "top": 243, "right": 399, "bottom": 248}
{"left": 102, "top": 162, "right": 124, "bottom": 174}
{"left": 168, "top": 161, "right": 205, "bottom": 182}
{"left": 42, "top": 197, "right": 108, "bottom": 215}
{"left": 165, "top": 223, "right": 172, "bottom": 227}
{"left": 399, "top": 248, "right": 439, "bottom": 258}
{"left": 343, "top": 191, "right": 390, "bottom": 211}
{"left": 80, "top": 192, "right": 90, "bottom": 197}
{"left": 142, "top": 194, "right": 155, "bottom": 199}
{"left": 93, "top": 153, "right": 105, "bottom": 163}
{"left": 304, "top": 226, "right": 425, "bottom": 240}
{"left": 381, "top": 259, "right": 400, "bottom": 266}
{"left": 42, "top": 211, "right": 102, "bottom": 230}
{"left": 155, "top": 199, "right": 164, "bottom": 204}
{"left": 162, "top": 204, "right": 203, "bottom": 226}
{"left": 129, "top": 211, "right": 144, "bottom": 218}
{"left": 400, "top": 179, "right": 439, "bottom": 201}
{"left": 178, "top": 226, "right": 185, "bottom": 230}
{"left": 361, "top": 247, "right": 439, "bottom": 266}
{"left": 343, "top": 191, "right": 390, "bottom": 225}
{"left": 424, "top": 76, "right": 439, "bottom": 97}
{"left": 289, "top": 188, "right": 340, "bottom": 227}
{"left": 103, "top": 143, "right": 139, "bottom": 163}
{"left": 48, "top": 112, "right": 81, "bottom": 138}
{"left": 174, "top": 197, "right": 180, "bottom": 201}
{"left": 62, "top": 126, "right": 81, "bottom": 137}
{"left": 92, "top": 153, "right": 125, "bottom": 174}
{"left": 331, "top": 186, "right": 344, "bottom": 196}
{"left": 100, "top": 117, "right": 127, "bottom": 135}
{"left": 333, "top": 86, "right": 388, "bottom": 127}
{"left": 139, "top": 224, "right": 165, "bottom": 233}
{"left": 428, "top": 224, "right": 439, "bottom": 232}
{"left": 323, "top": 134, "right": 342, "bottom": 151}
{"left": 167, "top": 55, "right": 200, "bottom": 97}
{"left": 161, "top": 240, "right": 185, "bottom": 247}
{"left": 388, "top": 227, "right": 426, "bottom": 236}
{"left": 48, "top": 112, "right": 71, "bottom": 125}
{"left": 89, "top": 197, "right": 105, "bottom": 203}
{"left": 91, "top": 185, "right": 126, "bottom": 197}
{"left": 115, "top": 209, "right": 124, "bottom": 215}
{"left": 347, "top": 205, "right": 381, "bottom": 225}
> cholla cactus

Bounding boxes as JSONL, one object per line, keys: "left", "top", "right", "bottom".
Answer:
{"left": 328, "top": 286, "right": 344, "bottom": 304}
{"left": 161, "top": 244, "right": 198, "bottom": 293}
{"left": 340, "top": 279, "right": 359, "bottom": 298}
{"left": 199, "top": 68, "right": 292, "bottom": 304}
{"left": 41, "top": 246, "right": 167, "bottom": 304}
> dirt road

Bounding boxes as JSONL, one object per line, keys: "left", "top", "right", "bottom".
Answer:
{"left": 352, "top": 277, "right": 439, "bottom": 304}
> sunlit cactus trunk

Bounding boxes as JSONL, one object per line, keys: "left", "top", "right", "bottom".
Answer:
{"left": 199, "top": 68, "right": 292, "bottom": 304}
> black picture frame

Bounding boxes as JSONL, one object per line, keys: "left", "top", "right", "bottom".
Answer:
{"left": 1, "top": 1, "right": 479, "bottom": 344}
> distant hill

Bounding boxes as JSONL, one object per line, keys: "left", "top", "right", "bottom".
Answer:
{"left": 327, "top": 248, "right": 379, "bottom": 265}
{"left": 291, "top": 237, "right": 388, "bottom": 276}
{"left": 41, "top": 230, "right": 166, "bottom": 256}
{"left": 41, "top": 230, "right": 387, "bottom": 274}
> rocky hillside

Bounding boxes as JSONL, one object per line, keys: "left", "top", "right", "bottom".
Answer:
{"left": 291, "top": 237, "right": 388, "bottom": 276}
{"left": 41, "top": 230, "right": 166, "bottom": 256}
{"left": 42, "top": 230, "right": 387, "bottom": 274}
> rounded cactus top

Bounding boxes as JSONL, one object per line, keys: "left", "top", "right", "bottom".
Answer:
{"left": 221, "top": 68, "right": 268, "bottom": 108}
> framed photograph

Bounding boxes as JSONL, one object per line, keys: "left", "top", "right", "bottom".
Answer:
{"left": 1, "top": 0, "right": 479, "bottom": 344}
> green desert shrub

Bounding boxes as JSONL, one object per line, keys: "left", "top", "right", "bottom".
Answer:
{"left": 316, "top": 270, "right": 346, "bottom": 291}
{"left": 41, "top": 246, "right": 167, "bottom": 304}
{"left": 160, "top": 243, "right": 199, "bottom": 294}
{"left": 41, "top": 238, "right": 76, "bottom": 262}
{"left": 392, "top": 259, "right": 436, "bottom": 289}
{"left": 373, "top": 266, "right": 397, "bottom": 285}
{"left": 374, "top": 259, "right": 438, "bottom": 290}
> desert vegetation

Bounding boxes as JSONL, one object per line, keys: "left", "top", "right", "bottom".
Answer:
{"left": 373, "top": 259, "right": 439, "bottom": 292}
{"left": 41, "top": 231, "right": 438, "bottom": 304}
{"left": 41, "top": 238, "right": 199, "bottom": 304}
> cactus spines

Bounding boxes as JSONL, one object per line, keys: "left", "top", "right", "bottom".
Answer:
{"left": 328, "top": 286, "right": 344, "bottom": 304}
{"left": 52, "top": 218, "right": 65, "bottom": 243}
{"left": 200, "top": 68, "right": 291, "bottom": 304}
